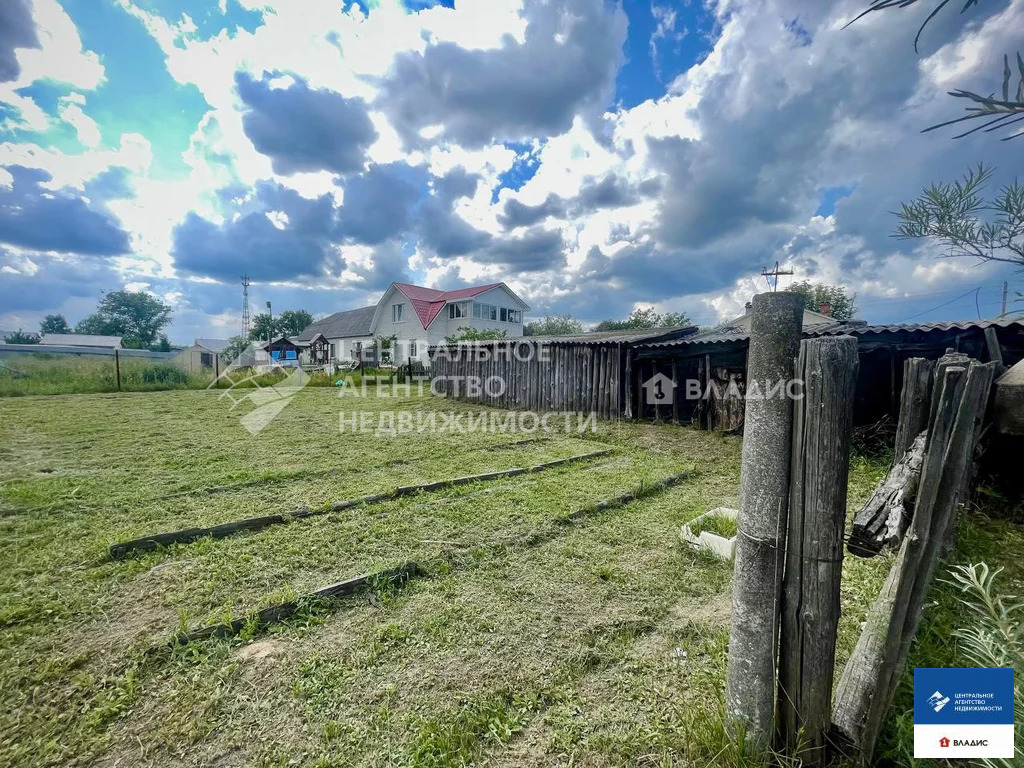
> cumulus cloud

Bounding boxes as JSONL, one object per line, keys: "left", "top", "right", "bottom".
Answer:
{"left": 0, "top": 0, "right": 39, "bottom": 82}
{"left": 0, "top": 166, "right": 132, "bottom": 256}
{"left": 336, "top": 162, "right": 427, "bottom": 245}
{"left": 380, "top": 0, "right": 628, "bottom": 148}
{"left": 235, "top": 71, "right": 377, "bottom": 175}
{"left": 172, "top": 181, "right": 341, "bottom": 281}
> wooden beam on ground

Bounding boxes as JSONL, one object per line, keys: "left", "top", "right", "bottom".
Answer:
{"left": 777, "top": 336, "right": 858, "bottom": 765}
{"left": 110, "top": 450, "right": 616, "bottom": 558}
{"left": 560, "top": 471, "right": 691, "bottom": 523}
{"left": 171, "top": 562, "right": 419, "bottom": 645}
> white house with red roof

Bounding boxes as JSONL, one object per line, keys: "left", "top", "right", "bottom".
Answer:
{"left": 298, "top": 281, "right": 529, "bottom": 365}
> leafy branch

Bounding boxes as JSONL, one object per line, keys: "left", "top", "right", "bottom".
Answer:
{"left": 895, "top": 164, "right": 1024, "bottom": 265}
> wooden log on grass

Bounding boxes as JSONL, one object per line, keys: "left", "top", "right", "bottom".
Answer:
{"left": 892, "top": 358, "right": 933, "bottom": 461}
{"left": 560, "top": 471, "right": 690, "bottom": 523}
{"left": 777, "top": 336, "right": 858, "bottom": 764}
{"left": 172, "top": 561, "right": 419, "bottom": 645}
{"left": 847, "top": 431, "right": 926, "bottom": 557}
{"left": 725, "top": 291, "right": 804, "bottom": 752}
{"left": 110, "top": 449, "right": 616, "bottom": 558}
{"left": 831, "top": 361, "right": 996, "bottom": 763}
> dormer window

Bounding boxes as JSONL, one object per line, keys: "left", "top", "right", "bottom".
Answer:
{"left": 392, "top": 303, "right": 405, "bottom": 322}
{"left": 448, "top": 302, "right": 469, "bottom": 319}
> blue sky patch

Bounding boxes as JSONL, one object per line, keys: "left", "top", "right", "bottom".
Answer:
{"left": 815, "top": 185, "right": 856, "bottom": 217}
{"left": 59, "top": 0, "right": 210, "bottom": 178}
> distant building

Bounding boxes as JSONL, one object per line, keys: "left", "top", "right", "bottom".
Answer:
{"left": 39, "top": 333, "right": 123, "bottom": 348}
{"left": 172, "top": 338, "right": 230, "bottom": 373}
{"left": 297, "top": 281, "right": 530, "bottom": 366}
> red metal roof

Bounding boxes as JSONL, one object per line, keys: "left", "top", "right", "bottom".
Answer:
{"left": 393, "top": 282, "right": 502, "bottom": 328}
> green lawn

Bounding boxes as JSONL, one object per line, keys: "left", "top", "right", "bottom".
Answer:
{"left": 0, "top": 387, "right": 1016, "bottom": 767}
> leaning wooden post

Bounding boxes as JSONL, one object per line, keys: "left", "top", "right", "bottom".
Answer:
{"left": 725, "top": 291, "right": 804, "bottom": 751}
{"left": 777, "top": 336, "right": 858, "bottom": 764}
{"left": 892, "top": 358, "right": 933, "bottom": 461}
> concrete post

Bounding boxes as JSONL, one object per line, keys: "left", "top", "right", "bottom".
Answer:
{"left": 724, "top": 291, "right": 804, "bottom": 751}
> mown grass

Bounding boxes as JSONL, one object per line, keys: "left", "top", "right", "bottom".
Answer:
{"left": 0, "top": 386, "right": 1009, "bottom": 767}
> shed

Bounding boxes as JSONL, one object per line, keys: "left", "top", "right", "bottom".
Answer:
{"left": 994, "top": 358, "right": 1024, "bottom": 436}
{"left": 173, "top": 338, "right": 231, "bottom": 373}
{"left": 635, "top": 314, "right": 1024, "bottom": 429}
{"left": 429, "top": 326, "right": 697, "bottom": 419}
{"left": 261, "top": 335, "right": 308, "bottom": 367}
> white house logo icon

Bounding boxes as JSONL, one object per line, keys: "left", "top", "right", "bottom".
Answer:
{"left": 928, "top": 691, "right": 951, "bottom": 713}
{"left": 642, "top": 372, "right": 675, "bottom": 406}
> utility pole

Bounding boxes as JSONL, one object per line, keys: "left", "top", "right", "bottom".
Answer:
{"left": 1001, "top": 281, "right": 1008, "bottom": 317}
{"left": 241, "top": 275, "right": 251, "bottom": 340}
{"left": 761, "top": 261, "right": 794, "bottom": 292}
{"left": 266, "top": 300, "right": 273, "bottom": 347}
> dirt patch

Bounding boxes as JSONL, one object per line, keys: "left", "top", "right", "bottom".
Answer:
{"left": 235, "top": 638, "right": 286, "bottom": 664}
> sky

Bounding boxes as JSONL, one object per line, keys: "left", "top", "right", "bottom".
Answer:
{"left": 0, "top": 0, "right": 1021, "bottom": 343}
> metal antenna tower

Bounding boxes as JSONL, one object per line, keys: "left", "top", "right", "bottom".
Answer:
{"left": 241, "top": 275, "right": 251, "bottom": 339}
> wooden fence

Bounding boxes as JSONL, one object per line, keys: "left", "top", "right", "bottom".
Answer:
{"left": 429, "top": 340, "right": 626, "bottom": 419}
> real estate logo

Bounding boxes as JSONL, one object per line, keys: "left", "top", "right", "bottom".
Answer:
{"left": 928, "top": 690, "right": 951, "bottom": 713}
{"left": 642, "top": 372, "right": 675, "bottom": 405}
{"left": 913, "top": 668, "right": 1015, "bottom": 759}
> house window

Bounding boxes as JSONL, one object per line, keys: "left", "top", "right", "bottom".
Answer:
{"left": 473, "top": 303, "right": 481, "bottom": 318}
{"left": 449, "top": 302, "right": 469, "bottom": 319}
{"left": 393, "top": 303, "right": 405, "bottom": 322}
{"left": 500, "top": 307, "right": 508, "bottom": 322}
{"left": 409, "top": 340, "right": 418, "bottom": 357}
{"left": 200, "top": 352, "right": 213, "bottom": 367}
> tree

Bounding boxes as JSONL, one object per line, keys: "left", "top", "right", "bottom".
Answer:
{"left": 75, "top": 291, "right": 172, "bottom": 348}
{"left": 151, "top": 334, "right": 172, "bottom": 352}
{"left": 445, "top": 327, "right": 508, "bottom": 343}
{"left": 278, "top": 309, "right": 313, "bottom": 337}
{"left": 524, "top": 314, "right": 584, "bottom": 336}
{"left": 222, "top": 335, "right": 250, "bottom": 364}
{"left": 249, "top": 313, "right": 276, "bottom": 341}
{"left": 3, "top": 329, "right": 38, "bottom": 344}
{"left": 594, "top": 307, "right": 691, "bottom": 332}
{"left": 896, "top": 164, "right": 1024, "bottom": 267}
{"left": 784, "top": 281, "right": 859, "bottom": 321}
{"left": 40, "top": 314, "right": 70, "bottom": 334}
{"left": 849, "top": 1, "right": 1024, "bottom": 140}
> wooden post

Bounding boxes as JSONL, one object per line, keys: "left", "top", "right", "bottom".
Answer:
{"left": 984, "top": 326, "right": 1004, "bottom": 373}
{"left": 624, "top": 352, "right": 634, "bottom": 419}
{"left": 777, "top": 336, "right": 858, "bottom": 763}
{"left": 114, "top": 348, "right": 121, "bottom": 391}
{"left": 893, "top": 358, "right": 933, "bottom": 461}
{"left": 672, "top": 361, "right": 680, "bottom": 424}
{"left": 725, "top": 291, "right": 804, "bottom": 752}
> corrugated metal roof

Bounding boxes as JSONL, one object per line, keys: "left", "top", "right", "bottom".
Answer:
{"left": 297, "top": 306, "right": 376, "bottom": 340}
{"left": 806, "top": 317, "right": 1024, "bottom": 336}
{"left": 430, "top": 326, "right": 696, "bottom": 348}
{"left": 638, "top": 316, "right": 1024, "bottom": 350}
{"left": 194, "top": 338, "right": 230, "bottom": 353}
{"left": 39, "top": 333, "right": 123, "bottom": 348}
